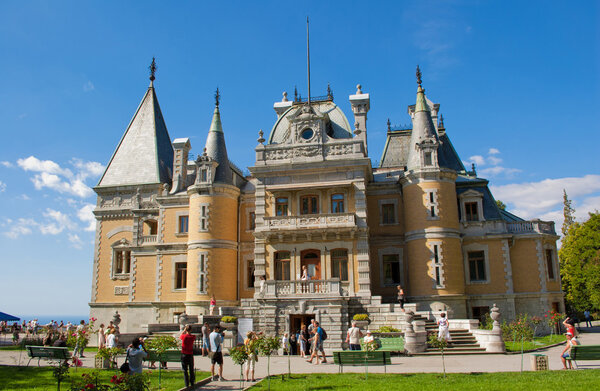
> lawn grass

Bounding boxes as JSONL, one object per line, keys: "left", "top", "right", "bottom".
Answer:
{"left": 0, "top": 365, "right": 210, "bottom": 390}
{"left": 250, "top": 370, "right": 600, "bottom": 390}
{"left": 505, "top": 334, "right": 566, "bottom": 352}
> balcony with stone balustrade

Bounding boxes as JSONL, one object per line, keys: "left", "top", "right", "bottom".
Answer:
{"left": 260, "top": 278, "right": 349, "bottom": 299}
{"left": 256, "top": 213, "right": 358, "bottom": 238}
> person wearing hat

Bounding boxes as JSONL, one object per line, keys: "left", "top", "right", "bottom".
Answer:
{"left": 363, "top": 330, "right": 374, "bottom": 344}
{"left": 561, "top": 332, "right": 579, "bottom": 369}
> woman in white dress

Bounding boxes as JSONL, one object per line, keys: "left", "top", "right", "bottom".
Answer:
{"left": 437, "top": 313, "right": 451, "bottom": 341}
{"left": 98, "top": 323, "right": 106, "bottom": 349}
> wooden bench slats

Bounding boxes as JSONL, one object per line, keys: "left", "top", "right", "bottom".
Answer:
{"left": 570, "top": 345, "right": 600, "bottom": 361}
{"left": 146, "top": 349, "right": 182, "bottom": 362}
{"left": 333, "top": 351, "right": 391, "bottom": 373}
{"left": 26, "top": 345, "right": 70, "bottom": 366}
{"left": 359, "top": 337, "right": 404, "bottom": 352}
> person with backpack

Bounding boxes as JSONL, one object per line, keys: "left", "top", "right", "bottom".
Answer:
{"left": 306, "top": 321, "right": 327, "bottom": 364}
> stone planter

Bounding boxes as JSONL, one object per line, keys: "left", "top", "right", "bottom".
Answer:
{"left": 219, "top": 322, "right": 236, "bottom": 330}
{"left": 354, "top": 320, "right": 370, "bottom": 330}
{"left": 94, "top": 356, "right": 110, "bottom": 369}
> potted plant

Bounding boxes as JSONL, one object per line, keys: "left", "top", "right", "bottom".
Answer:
{"left": 220, "top": 316, "right": 238, "bottom": 329}
{"left": 95, "top": 347, "right": 111, "bottom": 369}
{"left": 353, "top": 314, "right": 370, "bottom": 330}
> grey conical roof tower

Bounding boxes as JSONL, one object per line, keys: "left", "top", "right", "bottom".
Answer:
{"left": 406, "top": 66, "right": 439, "bottom": 171}
{"left": 204, "top": 89, "right": 232, "bottom": 184}
{"left": 98, "top": 60, "right": 173, "bottom": 187}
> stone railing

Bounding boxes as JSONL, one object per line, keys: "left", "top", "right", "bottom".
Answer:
{"left": 259, "top": 213, "right": 356, "bottom": 232}
{"left": 141, "top": 235, "right": 157, "bottom": 244}
{"left": 263, "top": 279, "right": 342, "bottom": 298}
{"left": 259, "top": 140, "right": 365, "bottom": 163}
{"left": 506, "top": 220, "right": 556, "bottom": 235}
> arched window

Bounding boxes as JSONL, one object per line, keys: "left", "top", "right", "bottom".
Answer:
{"left": 275, "top": 251, "right": 291, "bottom": 280}
{"left": 331, "top": 249, "right": 348, "bottom": 281}
{"left": 143, "top": 219, "right": 158, "bottom": 235}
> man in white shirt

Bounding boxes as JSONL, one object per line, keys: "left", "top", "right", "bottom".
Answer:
{"left": 209, "top": 326, "right": 225, "bottom": 381}
{"left": 345, "top": 320, "right": 363, "bottom": 350}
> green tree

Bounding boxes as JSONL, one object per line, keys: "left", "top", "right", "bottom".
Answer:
{"left": 559, "top": 212, "right": 600, "bottom": 312}
{"left": 562, "top": 189, "right": 576, "bottom": 237}
{"left": 496, "top": 200, "right": 506, "bottom": 211}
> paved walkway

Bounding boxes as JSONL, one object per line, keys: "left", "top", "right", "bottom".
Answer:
{"left": 2, "top": 324, "right": 599, "bottom": 390}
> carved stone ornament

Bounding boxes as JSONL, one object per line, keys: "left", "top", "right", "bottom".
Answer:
{"left": 490, "top": 303, "right": 501, "bottom": 329}
{"left": 114, "top": 286, "right": 129, "bottom": 295}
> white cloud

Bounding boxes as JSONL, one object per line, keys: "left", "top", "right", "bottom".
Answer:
{"left": 491, "top": 175, "right": 600, "bottom": 233}
{"left": 468, "top": 155, "right": 485, "bottom": 166}
{"left": 3, "top": 218, "right": 37, "bottom": 239}
{"left": 18, "top": 156, "right": 72, "bottom": 177}
{"left": 71, "top": 159, "right": 105, "bottom": 180}
{"left": 19, "top": 194, "right": 31, "bottom": 200}
{"left": 83, "top": 81, "right": 95, "bottom": 92}
{"left": 487, "top": 155, "right": 503, "bottom": 165}
{"left": 0, "top": 180, "right": 5, "bottom": 193}
{"left": 39, "top": 208, "right": 76, "bottom": 235}
{"left": 488, "top": 148, "right": 500, "bottom": 155}
{"left": 1, "top": 161, "right": 13, "bottom": 168}
{"left": 68, "top": 233, "right": 84, "bottom": 249}
{"left": 77, "top": 204, "right": 97, "bottom": 232}
{"left": 479, "top": 166, "right": 521, "bottom": 177}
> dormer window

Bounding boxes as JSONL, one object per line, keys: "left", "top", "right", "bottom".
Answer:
{"left": 301, "top": 128, "right": 314, "bottom": 140}
{"left": 200, "top": 168, "right": 208, "bottom": 182}
{"left": 424, "top": 152, "right": 433, "bottom": 166}
{"left": 459, "top": 190, "right": 485, "bottom": 223}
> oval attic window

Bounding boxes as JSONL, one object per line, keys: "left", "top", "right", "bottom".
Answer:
{"left": 301, "top": 128, "right": 314, "bottom": 140}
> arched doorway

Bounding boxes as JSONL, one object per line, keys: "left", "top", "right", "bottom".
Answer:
{"left": 301, "top": 250, "right": 321, "bottom": 280}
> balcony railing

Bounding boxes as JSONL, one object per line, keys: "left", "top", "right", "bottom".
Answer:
{"left": 259, "top": 213, "right": 356, "bottom": 232}
{"left": 141, "top": 235, "right": 157, "bottom": 244}
{"left": 506, "top": 220, "right": 556, "bottom": 235}
{"left": 262, "top": 279, "right": 343, "bottom": 298}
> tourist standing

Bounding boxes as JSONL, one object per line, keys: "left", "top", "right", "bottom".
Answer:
{"left": 209, "top": 296, "right": 217, "bottom": 315}
{"left": 127, "top": 337, "right": 148, "bottom": 374}
{"left": 243, "top": 331, "right": 258, "bottom": 382}
{"left": 397, "top": 285, "right": 405, "bottom": 311}
{"left": 561, "top": 332, "right": 579, "bottom": 369}
{"left": 202, "top": 322, "right": 210, "bottom": 356}
{"left": 300, "top": 324, "right": 309, "bottom": 358}
{"left": 346, "top": 320, "right": 363, "bottom": 351}
{"left": 180, "top": 325, "right": 196, "bottom": 388}
{"left": 209, "top": 325, "right": 225, "bottom": 381}
{"left": 98, "top": 324, "right": 106, "bottom": 349}
{"left": 584, "top": 310, "right": 593, "bottom": 328}
{"left": 306, "top": 321, "right": 327, "bottom": 364}
{"left": 72, "top": 320, "right": 86, "bottom": 358}
{"left": 437, "top": 313, "right": 451, "bottom": 342}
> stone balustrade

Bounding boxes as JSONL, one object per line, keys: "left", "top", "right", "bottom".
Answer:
{"left": 258, "top": 213, "right": 356, "bottom": 232}
{"left": 141, "top": 235, "right": 157, "bottom": 244}
{"left": 263, "top": 279, "right": 342, "bottom": 298}
{"left": 506, "top": 220, "right": 555, "bottom": 235}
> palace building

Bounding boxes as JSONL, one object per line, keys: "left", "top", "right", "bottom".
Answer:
{"left": 89, "top": 64, "right": 562, "bottom": 344}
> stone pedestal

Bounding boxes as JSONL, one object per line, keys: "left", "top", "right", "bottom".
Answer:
{"left": 404, "top": 330, "right": 428, "bottom": 354}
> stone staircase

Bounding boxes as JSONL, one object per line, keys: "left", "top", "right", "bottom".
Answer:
{"left": 412, "top": 315, "right": 488, "bottom": 355}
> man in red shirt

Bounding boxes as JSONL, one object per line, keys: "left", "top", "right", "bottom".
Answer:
{"left": 180, "top": 325, "right": 196, "bottom": 388}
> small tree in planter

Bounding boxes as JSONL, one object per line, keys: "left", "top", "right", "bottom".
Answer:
{"left": 256, "top": 336, "right": 281, "bottom": 391}
{"left": 428, "top": 333, "right": 448, "bottom": 378}
{"left": 144, "top": 335, "right": 178, "bottom": 388}
{"left": 230, "top": 345, "right": 249, "bottom": 391}
{"left": 362, "top": 338, "right": 380, "bottom": 380}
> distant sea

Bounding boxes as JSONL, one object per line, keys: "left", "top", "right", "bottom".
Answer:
{"left": 16, "top": 315, "right": 89, "bottom": 325}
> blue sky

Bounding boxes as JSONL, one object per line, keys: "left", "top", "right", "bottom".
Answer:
{"left": 0, "top": 1, "right": 598, "bottom": 318}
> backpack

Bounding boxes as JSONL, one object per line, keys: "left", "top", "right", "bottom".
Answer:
{"left": 320, "top": 328, "right": 327, "bottom": 341}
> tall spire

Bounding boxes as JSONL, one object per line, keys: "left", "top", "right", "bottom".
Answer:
{"left": 149, "top": 57, "right": 157, "bottom": 86}
{"left": 306, "top": 16, "right": 311, "bottom": 104}
{"left": 204, "top": 89, "right": 231, "bottom": 184}
{"left": 406, "top": 65, "right": 439, "bottom": 171}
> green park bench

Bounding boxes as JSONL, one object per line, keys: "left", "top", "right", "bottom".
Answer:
{"left": 333, "top": 350, "right": 391, "bottom": 373}
{"left": 567, "top": 345, "right": 600, "bottom": 368}
{"left": 26, "top": 345, "right": 70, "bottom": 367}
{"left": 145, "top": 349, "right": 182, "bottom": 363}
{"left": 360, "top": 337, "right": 405, "bottom": 352}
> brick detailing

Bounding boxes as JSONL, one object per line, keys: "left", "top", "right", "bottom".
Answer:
{"left": 91, "top": 220, "right": 102, "bottom": 302}
{"left": 159, "top": 207, "right": 166, "bottom": 244}
{"left": 156, "top": 254, "right": 163, "bottom": 301}
{"left": 501, "top": 239, "right": 514, "bottom": 294}
{"left": 129, "top": 255, "right": 137, "bottom": 302}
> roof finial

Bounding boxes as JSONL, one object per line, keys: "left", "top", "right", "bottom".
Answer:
{"left": 327, "top": 83, "right": 333, "bottom": 100}
{"left": 306, "top": 16, "right": 311, "bottom": 104}
{"left": 149, "top": 57, "right": 157, "bottom": 82}
{"left": 294, "top": 86, "right": 298, "bottom": 102}
{"left": 215, "top": 87, "right": 220, "bottom": 107}
{"left": 387, "top": 118, "right": 391, "bottom": 132}
{"left": 439, "top": 114, "right": 445, "bottom": 128}
{"left": 416, "top": 65, "right": 422, "bottom": 87}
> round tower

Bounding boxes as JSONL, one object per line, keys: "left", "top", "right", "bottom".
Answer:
{"left": 400, "top": 67, "right": 466, "bottom": 316}
{"left": 185, "top": 95, "right": 240, "bottom": 315}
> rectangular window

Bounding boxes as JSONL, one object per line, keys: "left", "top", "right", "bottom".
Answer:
{"left": 200, "top": 169, "right": 208, "bottom": 182}
{"left": 331, "top": 249, "right": 349, "bottom": 281}
{"left": 276, "top": 197, "right": 288, "bottom": 216}
{"left": 427, "top": 191, "right": 438, "bottom": 218}
{"left": 175, "top": 262, "right": 187, "bottom": 289}
{"left": 200, "top": 205, "right": 208, "bottom": 231}
{"left": 249, "top": 212, "right": 256, "bottom": 230}
{"left": 198, "top": 253, "right": 207, "bottom": 293}
{"left": 383, "top": 254, "right": 401, "bottom": 285}
{"left": 424, "top": 152, "right": 432, "bottom": 166}
{"left": 468, "top": 251, "right": 486, "bottom": 282}
{"left": 331, "top": 194, "right": 345, "bottom": 213}
{"left": 382, "top": 203, "right": 396, "bottom": 224}
{"left": 247, "top": 260, "right": 255, "bottom": 288}
{"left": 300, "top": 195, "right": 319, "bottom": 215}
{"left": 275, "top": 251, "right": 291, "bottom": 280}
{"left": 114, "top": 249, "right": 131, "bottom": 274}
{"left": 546, "top": 249, "right": 555, "bottom": 280}
{"left": 465, "top": 202, "right": 479, "bottom": 222}
{"left": 432, "top": 244, "right": 442, "bottom": 286}
{"left": 178, "top": 215, "right": 189, "bottom": 233}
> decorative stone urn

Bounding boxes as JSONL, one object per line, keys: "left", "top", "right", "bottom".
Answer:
{"left": 178, "top": 312, "right": 189, "bottom": 331}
